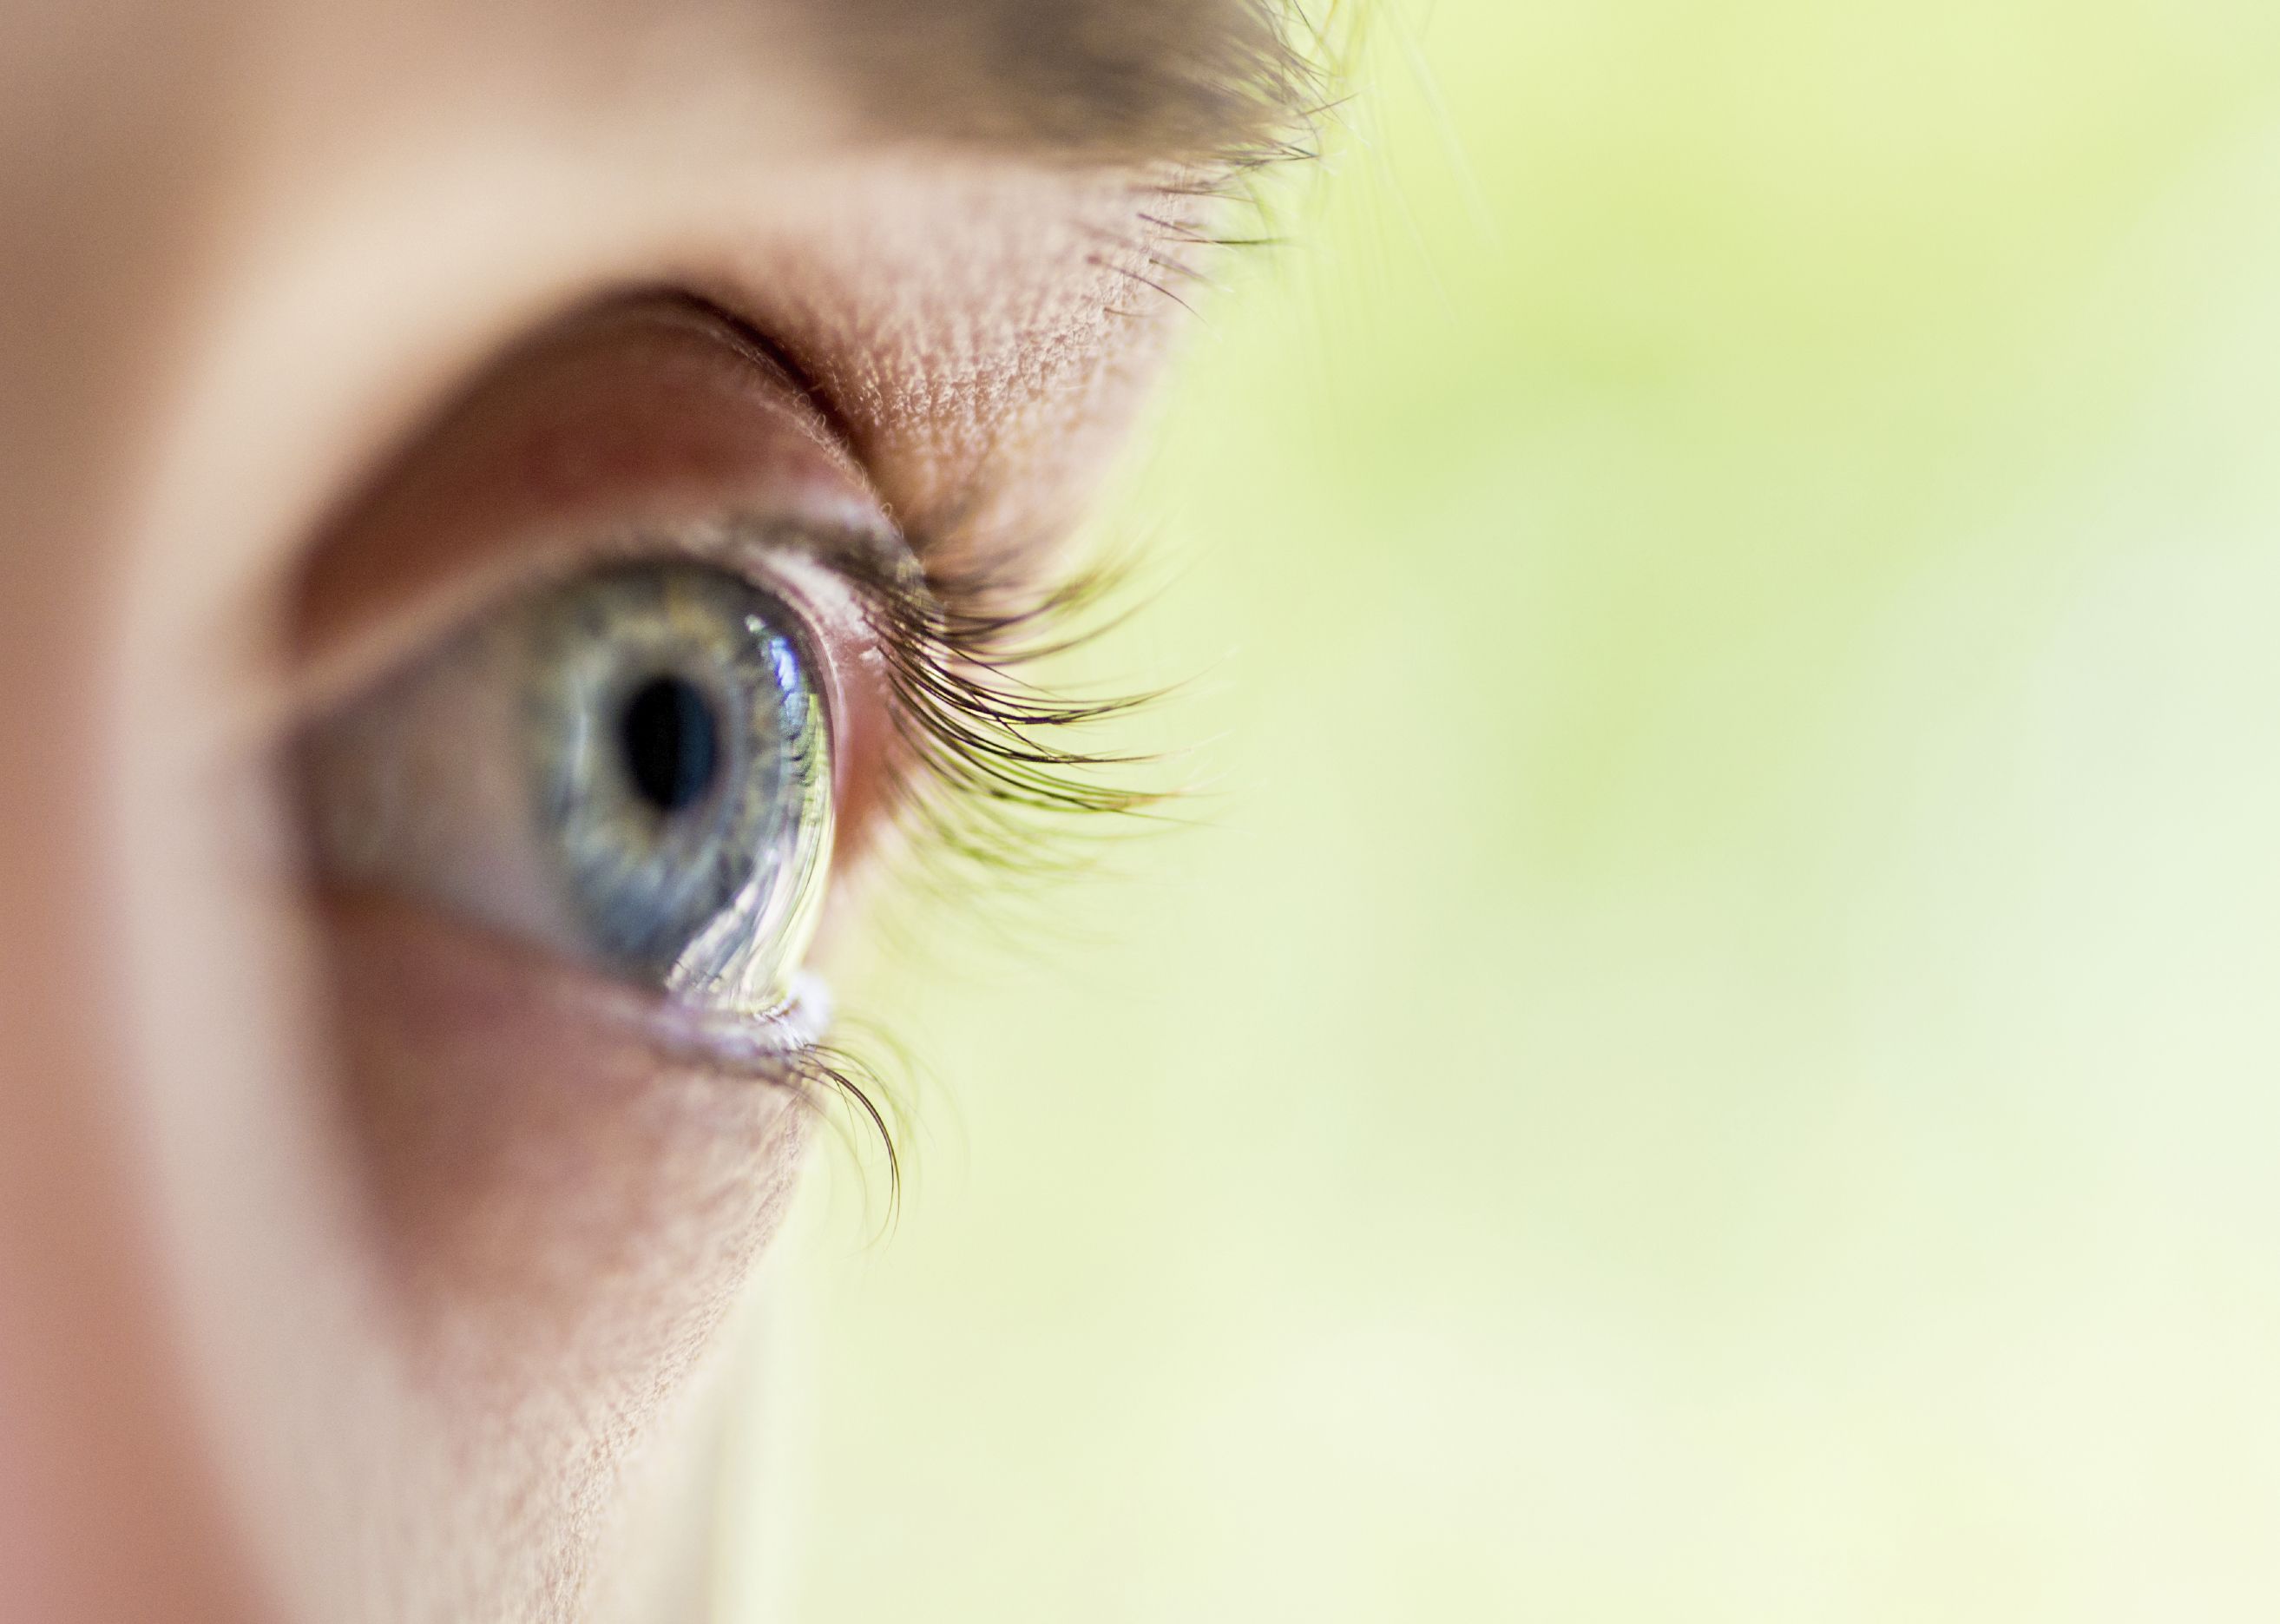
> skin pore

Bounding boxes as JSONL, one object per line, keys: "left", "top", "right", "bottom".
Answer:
{"left": 0, "top": 2, "right": 1310, "bottom": 1620}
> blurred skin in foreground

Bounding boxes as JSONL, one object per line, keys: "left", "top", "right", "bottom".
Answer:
{"left": 0, "top": 2, "right": 1311, "bottom": 1619}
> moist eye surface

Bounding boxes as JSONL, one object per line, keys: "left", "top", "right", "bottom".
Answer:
{"left": 306, "top": 557, "right": 835, "bottom": 1017}
{"left": 527, "top": 561, "right": 831, "bottom": 992}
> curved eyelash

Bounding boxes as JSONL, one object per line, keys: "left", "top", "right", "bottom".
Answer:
{"left": 841, "top": 539, "right": 1173, "bottom": 895}
{"left": 785, "top": 542, "right": 1177, "bottom": 1224}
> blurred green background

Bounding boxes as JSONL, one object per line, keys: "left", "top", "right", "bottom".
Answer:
{"left": 769, "top": 2, "right": 2280, "bottom": 1616}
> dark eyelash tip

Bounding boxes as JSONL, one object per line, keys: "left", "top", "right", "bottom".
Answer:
{"left": 786, "top": 1029, "right": 915, "bottom": 1238}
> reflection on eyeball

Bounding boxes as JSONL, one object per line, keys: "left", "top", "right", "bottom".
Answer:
{"left": 304, "top": 559, "right": 834, "bottom": 1017}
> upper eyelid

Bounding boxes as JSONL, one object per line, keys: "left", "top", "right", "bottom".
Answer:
{"left": 646, "top": 293, "right": 875, "bottom": 480}
{"left": 277, "top": 296, "right": 907, "bottom": 733}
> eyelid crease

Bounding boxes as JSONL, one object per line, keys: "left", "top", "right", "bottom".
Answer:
{"left": 279, "top": 279, "right": 1175, "bottom": 926}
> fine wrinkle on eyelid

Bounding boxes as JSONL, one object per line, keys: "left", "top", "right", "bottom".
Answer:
{"left": 676, "top": 163, "right": 1219, "bottom": 560}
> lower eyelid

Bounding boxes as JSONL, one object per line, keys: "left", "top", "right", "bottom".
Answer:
{"left": 318, "top": 887, "right": 818, "bottom": 1371}
{"left": 323, "top": 886, "right": 828, "bottom": 1084}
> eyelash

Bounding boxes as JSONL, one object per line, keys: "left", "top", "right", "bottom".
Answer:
{"left": 857, "top": 549, "right": 1163, "bottom": 873}
{"left": 785, "top": 536, "right": 1169, "bottom": 1212}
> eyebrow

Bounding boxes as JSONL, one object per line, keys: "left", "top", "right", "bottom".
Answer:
{"left": 805, "top": 0, "right": 1322, "bottom": 165}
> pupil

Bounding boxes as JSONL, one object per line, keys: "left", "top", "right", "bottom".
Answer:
{"left": 619, "top": 674, "right": 719, "bottom": 814}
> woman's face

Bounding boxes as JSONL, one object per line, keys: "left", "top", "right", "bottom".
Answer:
{"left": 0, "top": 3, "right": 1305, "bottom": 1617}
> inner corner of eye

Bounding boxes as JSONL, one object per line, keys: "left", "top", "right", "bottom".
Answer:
{"left": 303, "top": 556, "right": 838, "bottom": 1020}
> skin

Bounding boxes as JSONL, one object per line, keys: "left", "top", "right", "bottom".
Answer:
{"left": 0, "top": 1, "right": 1300, "bottom": 1618}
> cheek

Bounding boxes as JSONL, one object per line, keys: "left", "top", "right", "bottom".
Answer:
{"left": 312, "top": 891, "right": 813, "bottom": 1614}
{"left": 325, "top": 891, "right": 812, "bottom": 1394}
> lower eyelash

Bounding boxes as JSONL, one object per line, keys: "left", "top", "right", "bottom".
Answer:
{"left": 784, "top": 1021, "right": 917, "bottom": 1227}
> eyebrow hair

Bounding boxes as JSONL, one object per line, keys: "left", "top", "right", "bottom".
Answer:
{"left": 808, "top": 0, "right": 1322, "bottom": 165}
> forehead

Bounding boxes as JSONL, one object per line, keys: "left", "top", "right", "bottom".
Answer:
{"left": 792, "top": 0, "right": 1313, "bottom": 160}
{"left": 204, "top": 0, "right": 1313, "bottom": 165}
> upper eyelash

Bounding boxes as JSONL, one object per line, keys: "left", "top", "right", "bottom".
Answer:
{"left": 846, "top": 540, "right": 1170, "bottom": 892}
{"left": 781, "top": 537, "right": 1175, "bottom": 1225}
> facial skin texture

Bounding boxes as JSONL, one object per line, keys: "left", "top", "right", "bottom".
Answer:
{"left": 0, "top": 2, "right": 1303, "bottom": 1620}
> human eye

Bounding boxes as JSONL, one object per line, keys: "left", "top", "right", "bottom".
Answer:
{"left": 286, "top": 292, "right": 1143, "bottom": 1211}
